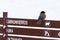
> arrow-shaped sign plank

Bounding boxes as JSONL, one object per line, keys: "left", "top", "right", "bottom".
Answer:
{"left": 6, "top": 27, "right": 60, "bottom": 38}
{"left": 0, "top": 18, "right": 60, "bottom": 28}
{"left": 6, "top": 27, "right": 44, "bottom": 36}
{"left": 7, "top": 18, "right": 60, "bottom": 28}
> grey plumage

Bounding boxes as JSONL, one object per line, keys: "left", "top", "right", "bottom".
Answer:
{"left": 37, "top": 11, "right": 46, "bottom": 24}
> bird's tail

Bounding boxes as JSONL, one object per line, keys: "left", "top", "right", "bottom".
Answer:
{"left": 37, "top": 20, "right": 42, "bottom": 25}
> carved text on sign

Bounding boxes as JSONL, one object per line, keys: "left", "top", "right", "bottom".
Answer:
{"left": 7, "top": 37, "right": 22, "bottom": 40}
{"left": 58, "top": 32, "right": 60, "bottom": 37}
{"left": 6, "top": 28, "right": 13, "bottom": 33}
{"left": 44, "top": 31, "right": 50, "bottom": 36}
{"left": 7, "top": 20, "right": 28, "bottom": 25}
{"left": 45, "top": 22, "right": 51, "bottom": 27}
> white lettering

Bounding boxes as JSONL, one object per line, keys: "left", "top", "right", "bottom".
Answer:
{"left": 7, "top": 37, "right": 22, "bottom": 40}
{"left": 58, "top": 32, "right": 60, "bottom": 37}
{"left": 45, "top": 22, "right": 50, "bottom": 26}
{"left": 7, "top": 20, "right": 28, "bottom": 25}
{"left": 6, "top": 28, "right": 13, "bottom": 33}
{"left": 44, "top": 31, "right": 50, "bottom": 36}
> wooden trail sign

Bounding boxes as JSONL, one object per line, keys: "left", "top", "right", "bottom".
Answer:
{"left": 0, "top": 12, "right": 60, "bottom": 40}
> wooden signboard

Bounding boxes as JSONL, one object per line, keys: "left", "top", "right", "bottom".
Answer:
{"left": 0, "top": 18, "right": 60, "bottom": 28}
{"left": 6, "top": 27, "right": 60, "bottom": 38}
{"left": 0, "top": 12, "right": 60, "bottom": 40}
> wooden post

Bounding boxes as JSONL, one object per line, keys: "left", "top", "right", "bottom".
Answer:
{"left": 3, "top": 12, "right": 8, "bottom": 40}
{"left": 3, "top": 12, "right": 8, "bottom": 29}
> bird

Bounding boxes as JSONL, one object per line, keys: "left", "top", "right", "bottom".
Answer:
{"left": 37, "top": 11, "right": 46, "bottom": 24}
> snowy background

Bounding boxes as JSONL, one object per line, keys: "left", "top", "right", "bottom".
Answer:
{"left": 0, "top": 0, "right": 60, "bottom": 20}
{"left": 0, "top": 0, "right": 60, "bottom": 40}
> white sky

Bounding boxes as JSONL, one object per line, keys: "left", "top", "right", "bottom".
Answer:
{"left": 0, "top": 0, "right": 60, "bottom": 20}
